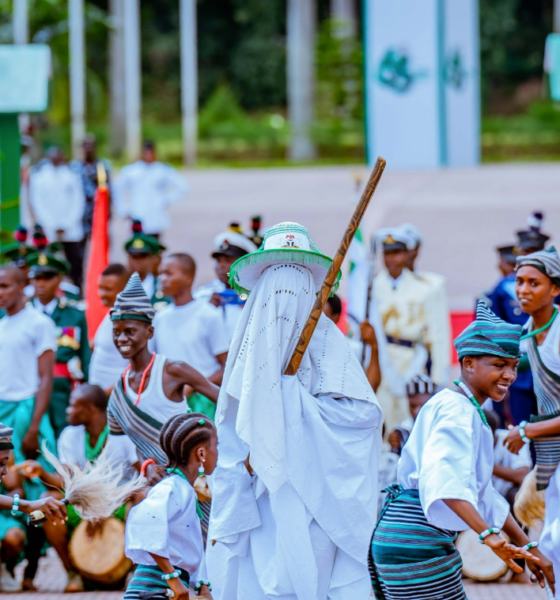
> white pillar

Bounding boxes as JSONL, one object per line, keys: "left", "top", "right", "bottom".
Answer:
{"left": 287, "top": 0, "right": 317, "bottom": 161}
{"left": 331, "top": 0, "right": 357, "bottom": 36}
{"left": 124, "top": 0, "right": 142, "bottom": 162}
{"left": 109, "top": 0, "right": 126, "bottom": 157}
{"left": 69, "top": 0, "right": 86, "bottom": 158}
{"left": 180, "top": 0, "right": 198, "bottom": 166}
{"left": 13, "top": 0, "right": 29, "bottom": 44}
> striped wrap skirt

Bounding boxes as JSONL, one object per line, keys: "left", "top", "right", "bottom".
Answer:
{"left": 124, "top": 565, "right": 190, "bottom": 600}
{"left": 369, "top": 485, "right": 466, "bottom": 600}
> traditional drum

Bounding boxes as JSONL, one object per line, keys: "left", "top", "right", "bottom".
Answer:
{"left": 456, "top": 529, "right": 509, "bottom": 582}
{"left": 69, "top": 517, "right": 132, "bottom": 584}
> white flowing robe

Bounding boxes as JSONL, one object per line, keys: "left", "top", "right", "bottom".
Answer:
{"left": 208, "top": 263, "right": 383, "bottom": 600}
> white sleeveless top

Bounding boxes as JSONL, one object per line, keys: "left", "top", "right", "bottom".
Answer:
{"left": 125, "top": 354, "right": 187, "bottom": 424}
{"left": 537, "top": 312, "right": 560, "bottom": 374}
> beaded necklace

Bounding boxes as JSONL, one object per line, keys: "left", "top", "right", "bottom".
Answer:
{"left": 453, "top": 380, "right": 489, "bottom": 427}
{"left": 84, "top": 425, "right": 110, "bottom": 462}
{"left": 521, "top": 306, "right": 558, "bottom": 341}
{"left": 166, "top": 468, "right": 204, "bottom": 520}
{"left": 123, "top": 353, "right": 156, "bottom": 407}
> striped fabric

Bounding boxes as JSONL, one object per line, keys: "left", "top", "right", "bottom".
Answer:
{"left": 124, "top": 564, "right": 189, "bottom": 600}
{"left": 516, "top": 246, "right": 560, "bottom": 287}
{"left": 0, "top": 422, "right": 13, "bottom": 440}
{"left": 107, "top": 377, "right": 167, "bottom": 464}
{"left": 110, "top": 272, "right": 155, "bottom": 323}
{"left": 370, "top": 486, "right": 465, "bottom": 600}
{"left": 454, "top": 300, "right": 522, "bottom": 360}
{"left": 107, "top": 379, "right": 211, "bottom": 539}
{"left": 526, "top": 331, "right": 560, "bottom": 490}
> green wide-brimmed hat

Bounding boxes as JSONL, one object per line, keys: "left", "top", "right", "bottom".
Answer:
{"left": 228, "top": 221, "right": 341, "bottom": 296}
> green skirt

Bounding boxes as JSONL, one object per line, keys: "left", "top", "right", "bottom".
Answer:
{"left": 0, "top": 397, "right": 57, "bottom": 501}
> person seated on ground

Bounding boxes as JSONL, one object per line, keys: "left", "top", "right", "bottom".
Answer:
{"left": 16, "top": 384, "right": 139, "bottom": 592}
{"left": 0, "top": 423, "right": 66, "bottom": 592}
{"left": 323, "top": 294, "right": 382, "bottom": 391}
{"left": 483, "top": 409, "right": 532, "bottom": 508}
{"left": 387, "top": 374, "right": 436, "bottom": 456}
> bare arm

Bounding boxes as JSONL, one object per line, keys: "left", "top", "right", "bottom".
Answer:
{"left": 167, "top": 361, "right": 220, "bottom": 403}
{"left": 492, "top": 464, "right": 530, "bottom": 486}
{"left": 442, "top": 499, "right": 537, "bottom": 572}
{"left": 360, "top": 321, "right": 381, "bottom": 392}
{"left": 504, "top": 416, "right": 560, "bottom": 454}
{"left": 22, "top": 350, "right": 55, "bottom": 458}
{"left": 207, "top": 352, "right": 227, "bottom": 387}
{"left": 149, "top": 553, "right": 190, "bottom": 600}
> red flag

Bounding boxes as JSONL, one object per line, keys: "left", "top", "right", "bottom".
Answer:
{"left": 85, "top": 164, "right": 110, "bottom": 341}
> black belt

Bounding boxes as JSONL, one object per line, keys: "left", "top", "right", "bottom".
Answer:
{"left": 386, "top": 335, "right": 415, "bottom": 348}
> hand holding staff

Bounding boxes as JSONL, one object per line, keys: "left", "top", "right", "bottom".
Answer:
{"left": 285, "top": 157, "right": 387, "bottom": 376}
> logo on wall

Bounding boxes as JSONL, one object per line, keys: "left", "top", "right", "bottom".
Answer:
{"left": 378, "top": 49, "right": 428, "bottom": 93}
{"left": 444, "top": 50, "right": 467, "bottom": 90}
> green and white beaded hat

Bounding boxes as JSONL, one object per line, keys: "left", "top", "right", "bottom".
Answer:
{"left": 228, "top": 221, "right": 341, "bottom": 296}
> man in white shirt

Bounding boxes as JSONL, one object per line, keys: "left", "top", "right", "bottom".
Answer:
{"left": 29, "top": 148, "right": 86, "bottom": 289}
{"left": 154, "top": 253, "right": 229, "bottom": 419}
{"left": 113, "top": 141, "right": 189, "bottom": 239}
{"left": 194, "top": 227, "right": 257, "bottom": 343}
{"left": 89, "top": 264, "right": 130, "bottom": 394}
{"left": 0, "top": 265, "right": 57, "bottom": 460}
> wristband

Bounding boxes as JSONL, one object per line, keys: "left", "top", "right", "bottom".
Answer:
{"left": 161, "top": 570, "right": 181, "bottom": 581}
{"left": 140, "top": 458, "right": 156, "bottom": 477}
{"left": 194, "top": 580, "right": 212, "bottom": 593}
{"left": 519, "top": 421, "right": 531, "bottom": 444}
{"left": 478, "top": 527, "right": 501, "bottom": 544}
{"left": 522, "top": 541, "right": 539, "bottom": 551}
{"left": 11, "top": 494, "right": 20, "bottom": 516}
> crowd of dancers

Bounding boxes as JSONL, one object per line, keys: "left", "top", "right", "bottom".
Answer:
{"left": 0, "top": 194, "right": 559, "bottom": 599}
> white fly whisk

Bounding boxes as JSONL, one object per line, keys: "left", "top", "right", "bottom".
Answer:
{"left": 42, "top": 442, "right": 146, "bottom": 521}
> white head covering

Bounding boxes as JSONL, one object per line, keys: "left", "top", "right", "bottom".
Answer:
{"left": 210, "top": 262, "right": 382, "bottom": 568}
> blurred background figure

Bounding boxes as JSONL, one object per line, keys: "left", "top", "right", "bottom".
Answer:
{"left": 70, "top": 135, "right": 112, "bottom": 246}
{"left": 113, "top": 141, "right": 189, "bottom": 242}
{"left": 29, "top": 147, "right": 85, "bottom": 290}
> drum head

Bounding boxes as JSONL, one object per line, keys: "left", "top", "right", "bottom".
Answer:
{"left": 69, "top": 517, "right": 131, "bottom": 583}
{"left": 456, "top": 530, "right": 509, "bottom": 582}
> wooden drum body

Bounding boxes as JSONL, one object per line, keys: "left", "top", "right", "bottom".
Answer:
{"left": 69, "top": 517, "right": 132, "bottom": 584}
{"left": 456, "top": 529, "right": 509, "bottom": 582}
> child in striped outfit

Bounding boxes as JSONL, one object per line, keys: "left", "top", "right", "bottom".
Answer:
{"left": 124, "top": 413, "right": 216, "bottom": 600}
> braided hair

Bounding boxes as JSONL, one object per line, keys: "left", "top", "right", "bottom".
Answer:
{"left": 159, "top": 413, "right": 216, "bottom": 469}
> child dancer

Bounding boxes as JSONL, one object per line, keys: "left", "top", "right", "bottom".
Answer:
{"left": 124, "top": 413, "right": 215, "bottom": 600}
{"left": 369, "top": 302, "right": 555, "bottom": 599}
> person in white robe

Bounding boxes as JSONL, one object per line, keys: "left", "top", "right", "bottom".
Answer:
{"left": 208, "top": 222, "right": 383, "bottom": 600}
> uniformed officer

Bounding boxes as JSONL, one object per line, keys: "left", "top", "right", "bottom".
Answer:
{"left": 27, "top": 248, "right": 91, "bottom": 439}
{"left": 124, "top": 220, "right": 170, "bottom": 311}
{"left": 515, "top": 211, "right": 550, "bottom": 256}
{"left": 374, "top": 228, "right": 450, "bottom": 431}
{"left": 193, "top": 225, "right": 257, "bottom": 342}
{"left": 481, "top": 243, "right": 537, "bottom": 426}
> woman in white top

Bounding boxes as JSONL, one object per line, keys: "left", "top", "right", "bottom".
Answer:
{"left": 505, "top": 246, "right": 560, "bottom": 596}
{"left": 369, "top": 301, "right": 554, "bottom": 600}
{"left": 125, "top": 413, "right": 216, "bottom": 600}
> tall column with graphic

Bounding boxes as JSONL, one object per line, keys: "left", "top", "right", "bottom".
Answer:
{"left": 364, "top": 0, "right": 479, "bottom": 169}
{"left": 0, "top": 45, "right": 50, "bottom": 253}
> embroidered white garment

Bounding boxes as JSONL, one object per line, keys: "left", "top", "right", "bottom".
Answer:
{"left": 208, "top": 263, "right": 383, "bottom": 600}
{"left": 398, "top": 388, "right": 509, "bottom": 531}
{"left": 125, "top": 473, "right": 207, "bottom": 576}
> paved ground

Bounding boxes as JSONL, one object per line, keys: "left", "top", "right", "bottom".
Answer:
{"left": 109, "top": 163, "right": 560, "bottom": 311}
{"left": 7, "top": 549, "right": 550, "bottom": 599}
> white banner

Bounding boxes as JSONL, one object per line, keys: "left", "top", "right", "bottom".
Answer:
{"left": 364, "top": 0, "right": 480, "bottom": 169}
{"left": 443, "top": 0, "right": 480, "bottom": 166}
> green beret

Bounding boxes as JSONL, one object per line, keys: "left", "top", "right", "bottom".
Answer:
{"left": 124, "top": 233, "right": 166, "bottom": 256}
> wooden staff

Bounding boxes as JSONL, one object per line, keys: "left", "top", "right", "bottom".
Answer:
{"left": 284, "top": 156, "right": 387, "bottom": 376}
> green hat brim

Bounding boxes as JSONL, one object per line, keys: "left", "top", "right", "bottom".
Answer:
{"left": 228, "top": 248, "right": 341, "bottom": 297}
{"left": 26, "top": 253, "right": 70, "bottom": 275}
